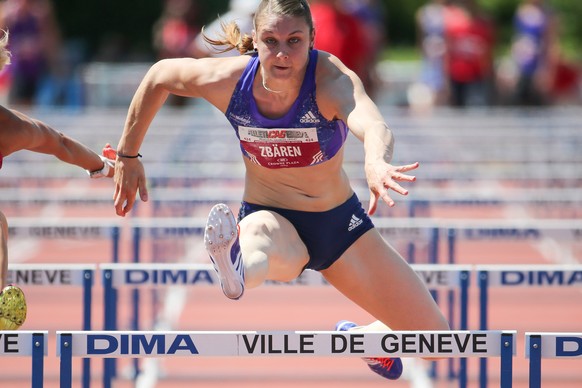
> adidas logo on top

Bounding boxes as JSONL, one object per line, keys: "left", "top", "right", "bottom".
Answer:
{"left": 300, "top": 111, "right": 320, "bottom": 124}
{"left": 348, "top": 214, "right": 363, "bottom": 231}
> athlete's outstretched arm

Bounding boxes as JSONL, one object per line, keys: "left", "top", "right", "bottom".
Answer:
{"left": 113, "top": 56, "right": 242, "bottom": 216}
{"left": 321, "top": 57, "right": 419, "bottom": 214}
{"left": 0, "top": 105, "right": 114, "bottom": 176}
{"left": 113, "top": 58, "right": 202, "bottom": 217}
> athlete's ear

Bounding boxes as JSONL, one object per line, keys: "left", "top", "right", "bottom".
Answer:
{"left": 252, "top": 30, "right": 257, "bottom": 50}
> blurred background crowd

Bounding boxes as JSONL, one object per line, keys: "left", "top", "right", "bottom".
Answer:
{"left": 0, "top": 0, "right": 580, "bottom": 109}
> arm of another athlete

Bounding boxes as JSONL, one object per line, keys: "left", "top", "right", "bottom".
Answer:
{"left": 0, "top": 105, "right": 107, "bottom": 173}
{"left": 316, "top": 53, "right": 418, "bottom": 214}
{"left": 114, "top": 56, "right": 247, "bottom": 217}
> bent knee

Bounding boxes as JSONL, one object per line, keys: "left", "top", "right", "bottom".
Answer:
{"left": 240, "top": 210, "right": 309, "bottom": 282}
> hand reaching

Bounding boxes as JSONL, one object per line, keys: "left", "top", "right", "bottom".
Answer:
{"left": 366, "top": 161, "right": 419, "bottom": 215}
{"left": 106, "top": 143, "right": 149, "bottom": 217}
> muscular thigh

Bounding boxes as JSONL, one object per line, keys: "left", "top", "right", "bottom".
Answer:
{"left": 321, "top": 229, "right": 448, "bottom": 331}
{"left": 239, "top": 210, "right": 309, "bottom": 282}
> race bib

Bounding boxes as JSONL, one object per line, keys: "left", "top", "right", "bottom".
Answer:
{"left": 238, "top": 126, "right": 324, "bottom": 168}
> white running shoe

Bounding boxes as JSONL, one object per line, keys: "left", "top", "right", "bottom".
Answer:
{"left": 204, "top": 204, "right": 245, "bottom": 300}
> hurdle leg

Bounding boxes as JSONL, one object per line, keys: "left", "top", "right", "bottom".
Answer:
{"left": 528, "top": 335, "right": 542, "bottom": 388}
{"left": 103, "top": 269, "right": 117, "bottom": 385}
{"left": 59, "top": 333, "right": 73, "bottom": 388}
{"left": 31, "top": 332, "right": 45, "bottom": 388}
{"left": 478, "top": 270, "right": 489, "bottom": 388}
{"left": 82, "top": 269, "right": 93, "bottom": 388}
{"left": 500, "top": 332, "right": 514, "bottom": 388}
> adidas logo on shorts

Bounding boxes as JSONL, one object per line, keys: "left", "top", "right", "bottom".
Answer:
{"left": 348, "top": 214, "right": 363, "bottom": 231}
{"left": 300, "top": 111, "right": 320, "bottom": 124}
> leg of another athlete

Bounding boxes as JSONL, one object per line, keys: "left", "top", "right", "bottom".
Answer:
{"left": 238, "top": 210, "right": 309, "bottom": 287}
{"left": 0, "top": 211, "right": 7, "bottom": 289}
{"left": 0, "top": 211, "right": 27, "bottom": 330}
{"left": 321, "top": 228, "right": 449, "bottom": 332}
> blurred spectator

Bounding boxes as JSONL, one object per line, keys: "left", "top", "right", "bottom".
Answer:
{"left": 152, "top": 0, "right": 200, "bottom": 106}
{"left": 191, "top": 0, "right": 260, "bottom": 58}
{"left": 153, "top": 0, "right": 200, "bottom": 60}
{"left": 414, "top": 0, "right": 449, "bottom": 106}
{"left": 443, "top": 0, "right": 495, "bottom": 107}
{"left": 0, "top": 0, "right": 61, "bottom": 106}
{"left": 310, "top": 0, "right": 374, "bottom": 96}
{"left": 509, "top": 0, "right": 559, "bottom": 105}
{"left": 551, "top": 59, "right": 581, "bottom": 105}
{"left": 341, "top": 0, "right": 387, "bottom": 98}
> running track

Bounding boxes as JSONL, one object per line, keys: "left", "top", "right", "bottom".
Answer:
{"left": 2, "top": 106, "right": 582, "bottom": 387}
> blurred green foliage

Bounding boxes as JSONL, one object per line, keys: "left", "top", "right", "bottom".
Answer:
{"left": 52, "top": 0, "right": 580, "bottom": 62}
{"left": 52, "top": 0, "right": 231, "bottom": 61}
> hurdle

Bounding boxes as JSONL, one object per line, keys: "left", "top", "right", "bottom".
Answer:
{"left": 125, "top": 218, "right": 442, "bottom": 363}
{"left": 526, "top": 332, "right": 582, "bottom": 388}
{"left": 8, "top": 264, "right": 96, "bottom": 388}
{"left": 440, "top": 219, "right": 582, "bottom": 268}
{"left": 7, "top": 218, "right": 121, "bottom": 264}
{"left": 476, "top": 264, "right": 582, "bottom": 388}
{"left": 57, "top": 329, "right": 516, "bottom": 388}
{"left": 423, "top": 218, "right": 582, "bottom": 385}
{"left": 0, "top": 330, "right": 48, "bottom": 388}
{"left": 6, "top": 218, "right": 122, "bottom": 387}
{"left": 99, "top": 262, "right": 471, "bottom": 386}
{"left": 405, "top": 187, "right": 582, "bottom": 219}
{"left": 129, "top": 214, "right": 440, "bottom": 265}
{"left": 101, "top": 262, "right": 470, "bottom": 329}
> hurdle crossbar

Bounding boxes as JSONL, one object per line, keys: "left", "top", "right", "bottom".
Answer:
{"left": 100, "top": 263, "right": 470, "bottom": 330}
{"left": 0, "top": 331, "right": 47, "bottom": 388}
{"left": 57, "top": 330, "right": 515, "bottom": 388}
{"left": 6, "top": 218, "right": 121, "bottom": 264}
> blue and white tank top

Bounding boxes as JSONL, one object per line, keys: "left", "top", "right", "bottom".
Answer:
{"left": 225, "top": 49, "right": 349, "bottom": 169}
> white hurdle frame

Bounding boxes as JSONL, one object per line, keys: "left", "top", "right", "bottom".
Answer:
{"left": 526, "top": 332, "right": 582, "bottom": 388}
{"left": 57, "top": 330, "right": 516, "bottom": 388}
{"left": 1, "top": 331, "right": 48, "bottom": 388}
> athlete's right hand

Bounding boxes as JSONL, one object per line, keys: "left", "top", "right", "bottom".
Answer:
{"left": 113, "top": 155, "right": 148, "bottom": 217}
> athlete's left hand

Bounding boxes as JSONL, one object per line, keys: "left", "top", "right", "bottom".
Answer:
{"left": 366, "top": 161, "right": 419, "bottom": 215}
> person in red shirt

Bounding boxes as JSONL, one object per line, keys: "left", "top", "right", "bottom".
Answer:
{"left": 444, "top": 0, "right": 495, "bottom": 107}
{"left": 310, "top": 0, "right": 373, "bottom": 94}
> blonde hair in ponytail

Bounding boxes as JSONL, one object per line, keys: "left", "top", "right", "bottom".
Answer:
{"left": 202, "top": 19, "right": 255, "bottom": 55}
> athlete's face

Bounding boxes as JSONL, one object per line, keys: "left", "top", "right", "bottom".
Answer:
{"left": 253, "top": 15, "right": 313, "bottom": 82}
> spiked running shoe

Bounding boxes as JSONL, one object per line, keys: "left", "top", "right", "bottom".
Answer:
{"left": 204, "top": 204, "right": 245, "bottom": 300}
{"left": 335, "top": 320, "right": 403, "bottom": 380}
{"left": 0, "top": 285, "right": 27, "bottom": 330}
